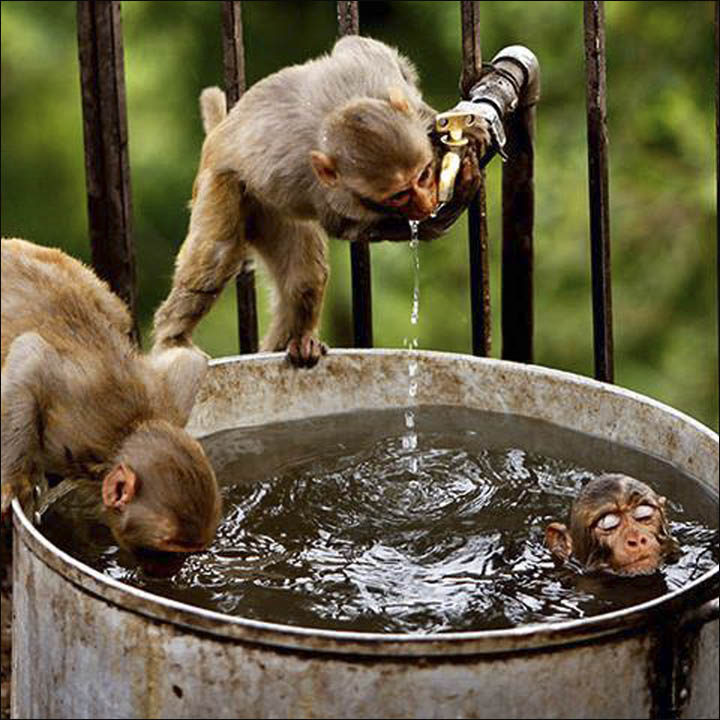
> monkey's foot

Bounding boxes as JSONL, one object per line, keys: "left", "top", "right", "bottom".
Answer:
{"left": 286, "top": 333, "right": 328, "bottom": 368}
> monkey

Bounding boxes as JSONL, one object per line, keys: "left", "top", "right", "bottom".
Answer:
{"left": 1, "top": 238, "right": 222, "bottom": 555}
{"left": 152, "top": 35, "right": 488, "bottom": 368}
{"left": 545, "top": 474, "right": 680, "bottom": 576}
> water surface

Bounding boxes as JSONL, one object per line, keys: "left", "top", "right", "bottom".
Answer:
{"left": 41, "top": 406, "right": 719, "bottom": 634}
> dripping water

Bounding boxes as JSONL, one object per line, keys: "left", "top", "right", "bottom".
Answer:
{"left": 402, "top": 220, "right": 421, "bottom": 473}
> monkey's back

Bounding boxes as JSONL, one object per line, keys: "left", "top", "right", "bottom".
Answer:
{"left": 1, "top": 238, "right": 133, "bottom": 366}
{"left": 207, "top": 36, "right": 424, "bottom": 214}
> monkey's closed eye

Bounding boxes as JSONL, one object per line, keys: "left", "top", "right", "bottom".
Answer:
{"left": 418, "top": 162, "right": 433, "bottom": 186}
{"left": 596, "top": 512, "right": 621, "bottom": 531}
{"left": 384, "top": 189, "right": 411, "bottom": 207}
{"left": 633, "top": 504, "right": 656, "bottom": 521}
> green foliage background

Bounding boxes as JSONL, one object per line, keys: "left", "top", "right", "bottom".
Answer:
{"left": 1, "top": 1, "right": 717, "bottom": 430}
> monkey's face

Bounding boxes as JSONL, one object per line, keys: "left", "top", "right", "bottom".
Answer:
{"left": 577, "top": 498, "right": 667, "bottom": 575}
{"left": 312, "top": 95, "right": 438, "bottom": 221}
{"left": 369, "top": 157, "right": 438, "bottom": 220}
{"left": 546, "top": 474, "right": 678, "bottom": 576}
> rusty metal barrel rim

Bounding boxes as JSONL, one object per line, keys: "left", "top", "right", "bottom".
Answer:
{"left": 13, "top": 350, "right": 719, "bottom": 658}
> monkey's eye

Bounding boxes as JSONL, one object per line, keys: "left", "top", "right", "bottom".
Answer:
{"left": 633, "top": 504, "right": 656, "bottom": 522}
{"left": 417, "top": 162, "right": 433, "bottom": 187}
{"left": 596, "top": 512, "right": 621, "bottom": 531}
{"left": 384, "top": 189, "right": 412, "bottom": 207}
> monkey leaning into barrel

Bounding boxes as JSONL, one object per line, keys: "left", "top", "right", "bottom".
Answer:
{"left": 152, "top": 35, "right": 490, "bottom": 367}
{"left": 1, "top": 238, "right": 222, "bottom": 556}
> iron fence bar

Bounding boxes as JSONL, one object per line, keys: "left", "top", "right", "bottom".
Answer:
{"left": 338, "top": 1, "right": 373, "bottom": 348}
{"left": 716, "top": 0, "right": 719, "bottom": 410}
{"left": 77, "top": 0, "right": 138, "bottom": 344}
{"left": 461, "top": 0, "right": 491, "bottom": 357}
{"left": 583, "top": 0, "right": 614, "bottom": 383}
{"left": 221, "top": 1, "right": 259, "bottom": 354}
{"left": 501, "top": 102, "right": 535, "bottom": 363}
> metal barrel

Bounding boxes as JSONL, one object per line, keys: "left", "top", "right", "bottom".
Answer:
{"left": 12, "top": 351, "right": 719, "bottom": 719}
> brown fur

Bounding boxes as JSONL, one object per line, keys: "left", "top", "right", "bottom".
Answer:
{"left": 152, "top": 36, "right": 488, "bottom": 367}
{"left": 1, "top": 238, "right": 221, "bottom": 552}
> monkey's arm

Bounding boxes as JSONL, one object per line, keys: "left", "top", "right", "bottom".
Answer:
{"left": 152, "top": 170, "right": 247, "bottom": 351}
{"left": 1, "top": 332, "right": 57, "bottom": 517}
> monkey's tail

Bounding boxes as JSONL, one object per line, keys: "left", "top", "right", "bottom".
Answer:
{"left": 200, "top": 86, "right": 227, "bottom": 134}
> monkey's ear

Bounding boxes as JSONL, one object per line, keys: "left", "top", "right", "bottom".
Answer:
{"left": 310, "top": 151, "right": 338, "bottom": 187}
{"left": 102, "top": 464, "right": 139, "bottom": 511}
{"left": 387, "top": 86, "right": 410, "bottom": 114}
{"left": 545, "top": 522, "right": 573, "bottom": 562}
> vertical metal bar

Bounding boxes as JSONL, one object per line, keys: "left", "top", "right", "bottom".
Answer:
{"left": 77, "top": 0, "right": 139, "bottom": 343}
{"left": 501, "top": 104, "right": 535, "bottom": 363}
{"left": 583, "top": 0, "right": 614, "bottom": 382}
{"left": 461, "top": 0, "right": 491, "bottom": 356}
{"left": 221, "top": 1, "right": 259, "bottom": 354}
{"left": 716, "top": 0, "right": 719, "bottom": 415}
{"left": 337, "top": 1, "right": 373, "bottom": 348}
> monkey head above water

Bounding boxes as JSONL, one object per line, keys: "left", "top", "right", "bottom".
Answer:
{"left": 545, "top": 474, "right": 680, "bottom": 576}
{"left": 1, "top": 238, "right": 222, "bottom": 555}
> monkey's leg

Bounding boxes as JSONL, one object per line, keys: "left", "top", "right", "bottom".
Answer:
{"left": 0, "top": 333, "right": 55, "bottom": 518}
{"left": 152, "top": 169, "right": 247, "bottom": 351}
{"left": 253, "top": 216, "right": 330, "bottom": 368}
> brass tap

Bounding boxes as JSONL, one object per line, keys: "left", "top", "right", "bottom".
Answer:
{"left": 435, "top": 111, "right": 474, "bottom": 203}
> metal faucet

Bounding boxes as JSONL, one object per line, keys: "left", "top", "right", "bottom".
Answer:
{"left": 435, "top": 111, "right": 473, "bottom": 204}
{"left": 434, "top": 45, "right": 540, "bottom": 204}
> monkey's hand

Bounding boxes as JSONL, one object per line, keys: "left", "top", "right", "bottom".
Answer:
{"left": 357, "top": 143, "right": 482, "bottom": 243}
{"left": 286, "top": 333, "right": 328, "bottom": 369}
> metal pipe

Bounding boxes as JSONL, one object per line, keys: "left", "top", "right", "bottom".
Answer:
{"left": 583, "top": 0, "right": 614, "bottom": 383}
{"left": 77, "top": 0, "right": 139, "bottom": 344}
{"left": 221, "top": 1, "right": 259, "bottom": 354}
{"left": 460, "top": 44, "right": 540, "bottom": 363}
{"left": 501, "top": 100, "right": 535, "bottom": 364}
{"left": 715, "top": 0, "right": 719, "bottom": 414}
{"left": 337, "top": 1, "right": 373, "bottom": 349}
{"left": 461, "top": 0, "right": 491, "bottom": 357}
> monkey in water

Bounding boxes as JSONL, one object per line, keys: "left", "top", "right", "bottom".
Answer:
{"left": 1, "top": 238, "right": 222, "bottom": 555}
{"left": 545, "top": 474, "right": 679, "bottom": 576}
{"left": 152, "top": 35, "right": 488, "bottom": 367}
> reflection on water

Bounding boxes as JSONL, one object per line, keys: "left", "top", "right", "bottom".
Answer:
{"left": 41, "top": 406, "right": 719, "bottom": 634}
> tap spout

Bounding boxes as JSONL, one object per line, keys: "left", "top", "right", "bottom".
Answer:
{"left": 435, "top": 111, "right": 473, "bottom": 203}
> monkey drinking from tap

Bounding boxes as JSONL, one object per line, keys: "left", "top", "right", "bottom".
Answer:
{"left": 153, "top": 36, "right": 489, "bottom": 367}
{"left": 1, "top": 238, "right": 222, "bottom": 555}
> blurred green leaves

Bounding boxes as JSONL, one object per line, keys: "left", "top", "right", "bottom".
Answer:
{"left": 1, "top": 1, "right": 716, "bottom": 429}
